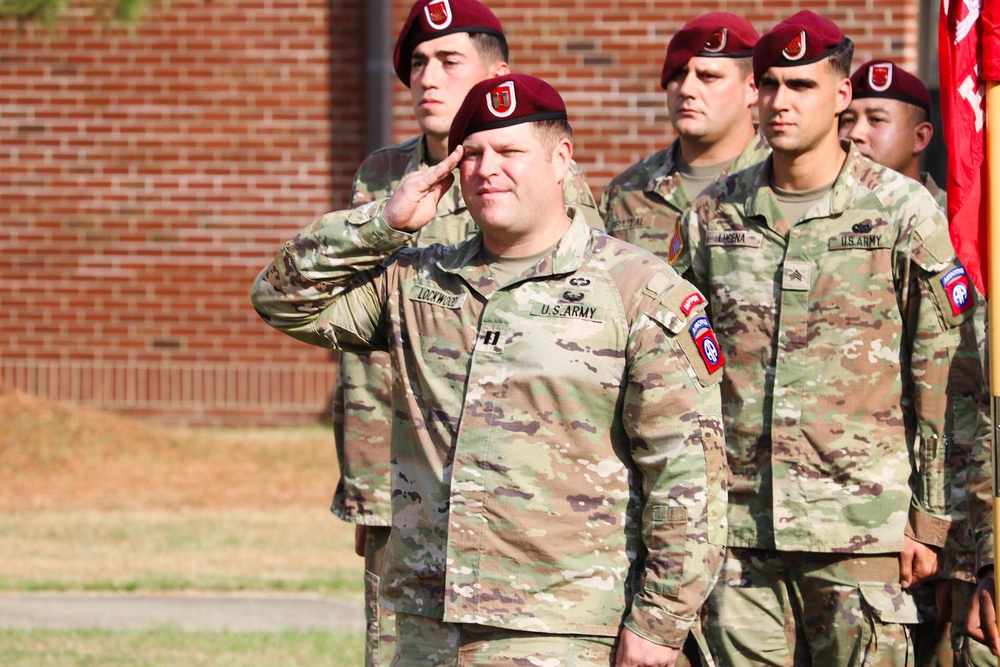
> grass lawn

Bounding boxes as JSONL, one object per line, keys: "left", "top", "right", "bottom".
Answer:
{"left": 0, "top": 390, "right": 367, "bottom": 664}
{"left": 0, "top": 628, "right": 363, "bottom": 666}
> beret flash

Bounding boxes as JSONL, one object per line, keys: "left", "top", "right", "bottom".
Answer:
{"left": 850, "top": 60, "right": 931, "bottom": 115}
{"left": 393, "top": 0, "right": 506, "bottom": 87}
{"left": 753, "top": 10, "right": 848, "bottom": 84}
{"left": 448, "top": 73, "right": 568, "bottom": 153}
{"left": 661, "top": 13, "right": 760, "bottom": 88}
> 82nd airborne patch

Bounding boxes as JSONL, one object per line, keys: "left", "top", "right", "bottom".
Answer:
{"left": 689, "top": 315, "right": 725, "bottom": 374}
{"left": 941, "top": 266, "right": 973, "bottom": 316}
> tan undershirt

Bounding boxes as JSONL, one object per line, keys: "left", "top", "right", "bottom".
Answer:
{"left": 481, "top": 242, "right": 559, "bottom": 288}
{"left": 677, "top": 154, "right": 738, "bottom": 200}
{"left": 771, "top": 179, "right": 836, "bottom": 230}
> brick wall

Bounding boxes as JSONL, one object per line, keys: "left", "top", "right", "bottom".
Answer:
{"left": 1, "top": 0, "right": 921, "bottom": 426}
{"left": 0, "top": 0, "right": 363, "bottom": 425}
{"left": 389, "top": 0, "right": 920, "bottom": 190}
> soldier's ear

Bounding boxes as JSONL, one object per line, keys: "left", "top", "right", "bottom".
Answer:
{"left": 913, "top": 121, "right": 933, "bottom": 155}
{"left": 834, "top": 77, "right": 852, "bottom": 115}
{"left": 491, "top": 61, "right": 511, "bottom": 77}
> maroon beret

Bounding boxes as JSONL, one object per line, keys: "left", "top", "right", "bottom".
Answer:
{"left": 448, "top": 73, "right": 568, "bottom": 153}
{"left": 753, "top": 11, "right": 847, "bottom": 84}
{"left": 661, "top": 13, "right": 760, "bottom": 88}
{"left": 393, "top": 0, "right": 506, "bottom": 87}
{"left": 850, "top": 60, "right": 931, "bottom": 115}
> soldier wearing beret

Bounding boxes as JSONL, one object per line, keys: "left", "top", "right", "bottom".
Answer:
{"left": 840, "top": 60, "right": 991, "bottom": 667}
{"left": 673, "top": 11, "right": 980, "bottom": 665}
{"left": 331, "top": 3, "right": 601, "bottom": 664}
{"left": 599, "top": 12, "right": 770, "bottom": 263}
{"left": 840, "top": 60, "right": 946, "bottom": 208}
{"left": 253, "top": 73, "right": 728, "bottom": 667}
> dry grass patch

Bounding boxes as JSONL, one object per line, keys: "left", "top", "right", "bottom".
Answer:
{"left": 0, "top": 386, "right": 363, "bottom": 597}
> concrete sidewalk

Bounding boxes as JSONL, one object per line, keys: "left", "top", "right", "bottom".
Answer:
{"left": 0, "top": 593, "right": 364, "bottom": 633}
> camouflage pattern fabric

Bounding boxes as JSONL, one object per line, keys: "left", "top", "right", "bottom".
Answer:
{"left": 251, "top": 207, "right": 727, "bottom": 647}
{"left": 363, "top": 525, "right": 395, "bottom": 667}
{"left": 705, "top": 549, "right": 915, "bottom": 667}
{"left": 391, "top": 611, "right": 617, "bottom": 667}
{"left": 950, "top": 579, "right": 996, "bottom": 666}
{"left": 679, "top": 141, "right": 976, "bottom": 554}
{"left": 333, "top": 135, "right": 603, "bottom": 526}
{"left": 598, "top": 129, "right": 770, "bottom": 265}
{"left": 333, "top": 136, "right": 604, "bottom": 666}
{"left": 922, "top": 172, "right": 948, "bottom": 212}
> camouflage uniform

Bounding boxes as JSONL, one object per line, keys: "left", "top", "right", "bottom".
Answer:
{"left": 922, "top": 173, "right": 947, "bottom": 212}
{"left": 598, "top": 130, "right": 770, "bottom": 261}
{"left": 674, "top": 142, "right": 977, "bottom": 666}
{"left": 915, "top": 176, "right": 992, "bottom": 667}
{"left": 252, "top": 205, "right": 728, "bottom": 656}
{"left": 333, "top": 135, "right": 601, "bottom": 666}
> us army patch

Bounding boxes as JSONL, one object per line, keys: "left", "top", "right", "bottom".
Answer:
{"left": 689, "top": 316, "right": 725, "bottom": 374}
{"left": 829, "top": 232, "right": 891, "bottom": 250}
{"left": 705, "top": 229, "right": 763, "bottom": 247}
{"left": 530, "top": 302, "right": 603, "bottom": 321}
{"left": 407, "top": 283, "right": 466, "bottom": 309}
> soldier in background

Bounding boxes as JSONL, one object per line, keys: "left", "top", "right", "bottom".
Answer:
{"left": 676, "top": 11, "right": 978, "bottom": 665}
{"left": 839, "top": 60, "right": 946, "bottom": 207}
{"left": 841, "top": 60, "right": 991, "bottom": 667}
{"left": 599, "top": 12, "right": 769, "bottom": 263}
{"left": 253, "top": 73, "right": 727, "bottom": 667}
{"left": 331, "top": 2, "right": 600, "bottom": 664}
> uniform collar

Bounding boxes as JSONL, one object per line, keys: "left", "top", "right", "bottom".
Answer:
{"left": 745, "top": 138, "right": 861, "bottom": 224}
{"left": 644, "top": 127, "right": 769, "bottom": 203}
{"left": 439, "top": 208, "right": 593, "bottom": 297}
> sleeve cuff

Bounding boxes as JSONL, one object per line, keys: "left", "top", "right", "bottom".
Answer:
{"left": 623, "top": 598, "right": 693, "bottom": 649}
{"left": 906, "top": 506, "right": 950, "bottom": 548}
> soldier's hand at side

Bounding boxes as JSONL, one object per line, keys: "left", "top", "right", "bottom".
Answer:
{"left": 935, "top": 578, "right": 953, "bottom": 623}
{"left": 899, "top": 536, "right": 938, "bottom": 588}
{"left": 615, "top": 628, "right": 679, "bottom": 667}
{"left": 967, "top": 574, "right": 1000, "bottom": 656}
{"left": 354, "top": 525, "right": 367, "bottom": 558}
{"left": 383, "top": 145, "right": 463, "bottom": 233}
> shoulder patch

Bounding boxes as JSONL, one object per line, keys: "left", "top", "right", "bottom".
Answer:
{"left": 667, "top": 218, "right": 685, "bottom": 265}
{"left": 927, "top": 264, "right": 976, "bottom": 328}
{"left": 939, "top": 266, "right": 974, "bottom": 317}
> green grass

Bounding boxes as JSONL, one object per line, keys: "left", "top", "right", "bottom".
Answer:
{"left": 0, "top": 628, "right": 364, "bottom": 666}
{"left": 0, "top": 510, "right": 363, "bottom": 602}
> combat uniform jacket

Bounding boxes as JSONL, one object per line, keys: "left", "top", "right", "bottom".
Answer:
{"left": 333, "top": 136, "right": 603, "bottom": 525}
{"left": 598, "top": 129, "right": 770, "bottom": 262}
{"left": 680, "top": 141, "right": 976, "bottom": 554}
{"left": 252, "top": 206, "right": 727, "bottom": 647}
{"left": 922, "top": 172, "right": 947, "bottom": 211}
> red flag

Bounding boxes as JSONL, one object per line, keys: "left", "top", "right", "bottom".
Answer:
{"left": 939, "top": 0, "right": 995, "bottom": 297}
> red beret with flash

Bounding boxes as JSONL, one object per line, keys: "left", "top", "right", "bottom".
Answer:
{"left": 393, "top": 0, "right": 506, "bottom": 87}
{"left": 850, "top": 60, "right": 931, "bottom": 115}
{"left": 661, "top": 13, "right": 760, "bottom": 88}
{"left": 753, "top": 11, "right": 847, "bottom": 84}
{"left": 448, "top": 74, "right": 568, "bottom": 153}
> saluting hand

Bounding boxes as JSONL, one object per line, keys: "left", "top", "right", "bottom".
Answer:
{"left": 383, "top": 145, "right": 464, "bottom": 233}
